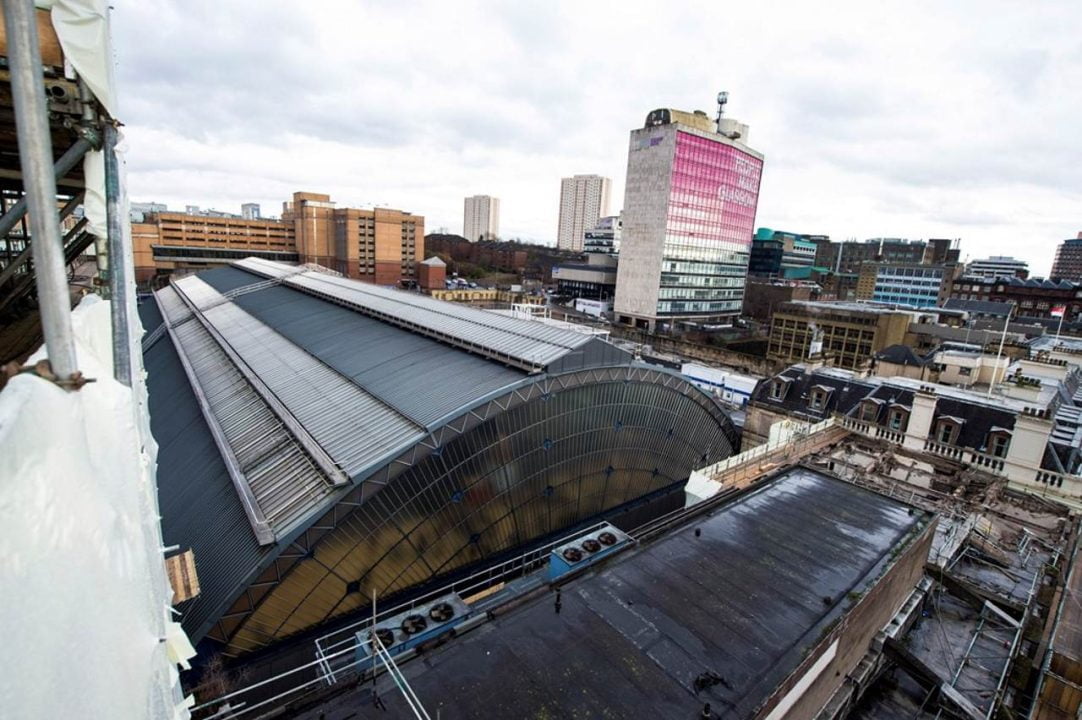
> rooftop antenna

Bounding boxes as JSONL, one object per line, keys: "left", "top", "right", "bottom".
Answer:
{"left": 716, "top": 91, "right": 742, "bottom": 139}
{"left": 715, "top": 91, "right": 729, "bottom": 129}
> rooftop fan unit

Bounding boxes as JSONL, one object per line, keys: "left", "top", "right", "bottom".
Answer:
{"left": 354, "top": 593, "right": 469, "bottom": 672}
{"left": 549, "top": 523, "right": 632, "bottom": 581}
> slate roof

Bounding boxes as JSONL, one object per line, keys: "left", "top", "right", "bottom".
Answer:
{"left": 931, "top": 398, "right": 1017, "bottom": 451}
{"left": 875, "top": 344, "right": 930, "bottom": 367}
{"left": 752, "top": 366, "right": 1022, "bottom": 455}
{"left": 750, "top": 366, "right": 875, "bottom": 421}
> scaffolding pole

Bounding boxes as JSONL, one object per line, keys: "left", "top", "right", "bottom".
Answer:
{"left": 0, "top": 137, "right": 94, "bottom": 239}
{"left": 0, "top": 191, "right": 84, "bottom": 289}
{"left": 103, "top": 124, "right": 131, "bottom": 386}
{"left": 2, "top": 0, "right": 78, "bottom": 381}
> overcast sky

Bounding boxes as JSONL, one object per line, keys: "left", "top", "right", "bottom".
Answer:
{"left": 113, "top": 1, "right": 1081, "bottom": 275}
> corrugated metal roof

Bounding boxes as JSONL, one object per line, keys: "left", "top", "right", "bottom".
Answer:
{"left": 202, "top": 280, "right": 527, "bottom": 427}
{"left": 147, "top": 262, "right": 645, "bottom": 643}
{"left": 142, "top": 322, "right": 275, "bottom": 642}
{"left": 159, "top": 286, "right": 334, "bottom": 540}
{"left": 171, "top": 276, "right": 426, "bottom": 477}
{"left": 155, "top": 284, "right": 192, "bottom": 326}
{"left": 233, "top": 257, "right": 598, "bottom": 371}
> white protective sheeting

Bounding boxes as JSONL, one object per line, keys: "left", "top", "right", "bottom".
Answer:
{"left": 0, "top": 296, "right": 194, "bottom": 720}
{"left": 37, "top": 0, "right": 118, "bottom": 238}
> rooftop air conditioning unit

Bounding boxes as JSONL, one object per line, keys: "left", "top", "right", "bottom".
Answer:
{"left": 354, "top": 593, "right": 470, "bottom": 672}
{"left": 549, "top": 523, "right": 631, "bottom": 581}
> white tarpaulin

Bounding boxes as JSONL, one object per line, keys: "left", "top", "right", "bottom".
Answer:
{"left": 36, "top": 0, "right": 118, "bottom": 239}
{"left": 0, "top": 296, "right": 194, "bottom": 719}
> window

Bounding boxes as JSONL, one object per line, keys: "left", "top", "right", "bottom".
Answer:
{"left": 809, "top": 389, "right": 828, "bottom": 410}
{"left": 770, "top": 381, "right": 787, "bottom": 400}
{"left": 936, "top": 421, "right": 957, "bottom": 444}
{"left": 889, "top": 410, "right": 906, "bottom": 431}
{"left": 989, "top": 433, "right": 1010, "bottom": 458}
{"left": 958, "top": 367, "right": 972, "bottom": 376}
{"left": 861, "top": 402, "right": 878, "bottom": 422}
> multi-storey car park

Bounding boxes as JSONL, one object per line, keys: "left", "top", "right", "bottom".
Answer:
{"left": 140, "top": 257, "right": 741, "bottom": 655}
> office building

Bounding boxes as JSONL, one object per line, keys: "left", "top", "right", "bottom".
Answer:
{"left": 856, "top": 262, "right": 954, "bottom": 307}
{"left": 823, "top": 238, "right": 959, "bottom": 274}
{"left": 463, "top": 195, "right": 500, "bottom": 242}
{"left": 949, "top": 276, "right": 1082, "bottom": 323}
{"left": 741, "top": 278, "right": 818, "bottom": 322}
{"left": 552, "top": 253, "right": 619, "bottom": 300}
{"left": 552, "top": 216, "right": 623, "bottom": 300}
{"left": 129, "top": 201, "right": 168, "bottom": 222}
{"left": 746, "top": 356, "right": 1082, "bottom": 492}
{"left": 556, "top": 174, "right": 611, "bottom": 252}
{"left": 131, "top": 191, "right": 423, "bottom": 286}
{"left": 240, "top": 202, "right": 261, "bottom": 220}
{"left": 768, "top": 300, "right": 932, "bottom": 370}
{"left": 614, "top": 98, "right": 764, "bottom": 330}
{"left": 583, "top": 214, "right": 622, "bottom": 255}
{"left": 132, "top": 209, "right": 297, "bottom": 283}
{"left": 140, "top": 258, "right": 740, "bottom": 654}
{"left": 964, "top": 255, "right": 1028, "bottom": 280}
{"left": 282, "top": 192, "right": 423, "bottom": 285}
{"left": 1051, "top": 233, "right": 1082, "bottom": 281}
{"left": 747, "top": 227, "right": 818, "bottom": 277}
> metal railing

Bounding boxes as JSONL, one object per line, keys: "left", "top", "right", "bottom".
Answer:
{"left": 191, "top": 521, "right": 613, "bottom": 719}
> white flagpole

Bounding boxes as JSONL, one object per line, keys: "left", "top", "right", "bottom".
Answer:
{"left": 988, "top": 303, "right": 1013, "bottom": 398}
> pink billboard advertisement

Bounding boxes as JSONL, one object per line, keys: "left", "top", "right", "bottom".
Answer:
{"left": 667, "top": 131, "right": 762, "bottom": 254}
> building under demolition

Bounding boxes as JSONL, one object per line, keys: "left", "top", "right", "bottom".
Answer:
{"left": 141, "top": 257, "right": 740, "bottom": 655}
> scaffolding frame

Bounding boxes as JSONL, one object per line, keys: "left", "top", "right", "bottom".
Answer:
{"left": 0, "top": 0, "right": 130, "bottom": 386}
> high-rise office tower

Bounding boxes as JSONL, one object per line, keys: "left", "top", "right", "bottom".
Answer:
{"left": 557, "top": 175, "right": 611, "bottom": 251}
{"left": 963, "top": 256, "right": 1029, "bottom": 280}
{"left": 614, "top": 95, "right": 764, "bottom": 330}
{"left": 1051, "top": 233, "right": 1082, "bottom": 281}
{"left": 463, "top": 195, "right": 500, "bottom": 242}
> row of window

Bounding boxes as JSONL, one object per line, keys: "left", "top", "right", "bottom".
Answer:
{"left": 768, "top": 381, "right": 1013, "bottom": 458}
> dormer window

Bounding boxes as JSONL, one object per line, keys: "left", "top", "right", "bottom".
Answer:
{"left": 770, "top": 378, "right": 791, "bottom": 400}
{"left": 860, "top": 400, "right": 879, "bottom": 422}
{"left": 808, "top": 385, "right": 833, "bottom": 411}
{"left": 935, "top": 416, "right": 964, "bottom": 445}
{"left": 987, "top": 428, "right": 1011, "bottom": 458}
{"left": 888, "top": 405, "right": 910, "bottom": 432}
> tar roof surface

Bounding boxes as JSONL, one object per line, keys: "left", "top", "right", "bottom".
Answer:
{"left": 348, "top": 468, "right": 928, "bottom": 720}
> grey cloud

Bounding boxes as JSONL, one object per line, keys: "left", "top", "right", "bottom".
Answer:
{"left": 114, "top": 0, "right": 1082, "bottom": 272}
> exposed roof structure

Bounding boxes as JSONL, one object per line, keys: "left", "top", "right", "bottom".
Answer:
{"left": 300, "top": 468, "right": 933, "bottom": 720}
{"left": 141, "top": 259, "right": 740, "bottom": 652}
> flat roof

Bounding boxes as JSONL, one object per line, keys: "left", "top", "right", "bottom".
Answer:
{"left": 781, "top": 300, "right": 929, "bottom": 316}
{"left": 311, "top": 468, "right": 930, "bottom": 719}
